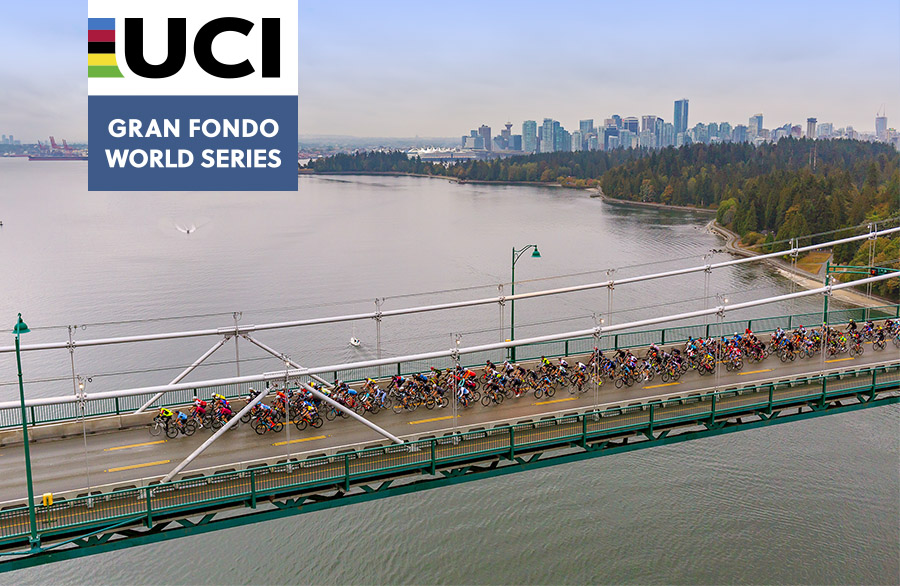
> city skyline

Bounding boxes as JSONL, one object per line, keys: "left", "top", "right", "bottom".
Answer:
{"left": 1, "top": 1, "right": 898, "bottom": 141}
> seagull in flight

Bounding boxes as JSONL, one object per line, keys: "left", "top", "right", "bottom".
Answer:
{"left": 175, "top": 223, "right": 197, "bottom": 235}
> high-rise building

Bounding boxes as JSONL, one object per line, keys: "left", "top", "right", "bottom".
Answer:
{"left": 641, "top": 115, "right": 658, "bottom": 133}
{"left": 707, "top": 122, "right": 719, "bottom": 140}
{"left": 571, "top": 131, "right": 583, "bottom": 151}
{"left": 522, "top": 120, "right": 537, "bottom": 153}
{"left": 673, "top": 99, "right": 689, "bottom": 135}
{"left": 718, "top": 122, "right": 732, "bottom": 141}
{"left": 587, "top": 135, "right": 599, "bottom": 151}
{"left": 1, "top": 135, "right": 5, "bottom": 144}
{"left": 611, "top": 115, "right": 622, "bottom": 129}
{"left": 579, "top": 119, "right": 594, "bottom": 136}
{"left": 619, "top": 129, "right": 635, "bottom": 149}
{"left": 732, "top": 125, "right": 748, "bottom": 143}
{"left": 660, "top": 122, "right": 675, "bottom": 147}
{"left": 749, "top": 114, "right": 763, "bottom": 136}
{"left": 806, "top": 118, "right": 817, "bottom": 139}
{"left": 607, "top": 135, "right": 620, "bottom": 150}
{"left": 691, "top": 123, "right": 708, "bottom": 144}
{"left": 876, "top": 115, "right": 888, "bottom": 140}
{"left": 478, "top": 125, "right": 492, "bottom": 151}
{"left": 541, "top": 118, "right": 556, "bottom": 153}
{"left": 509, "top": 135, "right": 522, "bottom": 151}
{"left": 818, "top": 122, "right": 833, "bottom": 138}
{"left": 623, "top": 117, "right": 639, "bottom": 134}
{"left": 554, "top": 123, "right": 570, "bottom": 152}
{"left": 638, "top": 130, "right": 655, "bottom": 149}
{"left": 790, "top": 125, "right": 802, "bottom": 138}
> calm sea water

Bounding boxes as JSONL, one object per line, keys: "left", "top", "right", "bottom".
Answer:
{"left": 0, "top": 160, "right": 897, "bottom": 584}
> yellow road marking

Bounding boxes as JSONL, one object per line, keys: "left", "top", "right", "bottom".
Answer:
{"left": 643, "top": 382, "right": 681, "bottom": 389}
{"left": 825, "top": 357, "right": 855, "bottom": 363}
{"left": 105, "top": 460, "right": 170, "bottom": 473}
{"left": 533, "top": 397, "right": 576, "bottom": 405}
{"left": 272, "top": 435, "right": 327, "bottom": 446}
{"left": 739, "top": 369, "right": 773, "bottom": 376}
{"left": 104, "top": 440, "right": 167, "bottom": 451}
{"left": 408, "top": 415, "right": 458, "bottom": 425}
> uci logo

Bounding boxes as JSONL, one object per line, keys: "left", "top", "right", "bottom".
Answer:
{"left": 87, "top": 17, "right": 280, "bottom": 79}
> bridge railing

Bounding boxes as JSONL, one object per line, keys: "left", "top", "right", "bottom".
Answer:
{"left": 2, "top": 303, "right": 897, "bottom": 431}
{"left": 0, "top": 361, "right": 897, "bottom": 545}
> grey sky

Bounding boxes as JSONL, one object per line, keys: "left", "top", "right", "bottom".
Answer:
{"left": 1, "top": 0, "right": 898, "bottom": 142}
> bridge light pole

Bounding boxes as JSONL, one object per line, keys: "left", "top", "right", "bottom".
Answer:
{"left": 510, "top": 245, "right": 541, "bottom": 363}
{"left": 13, "top": 313, "right": 39, "bottom": 547}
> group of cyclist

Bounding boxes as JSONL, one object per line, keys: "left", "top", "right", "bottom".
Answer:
{"left": 152, "top": 317, "right": 899, "bottom": 437}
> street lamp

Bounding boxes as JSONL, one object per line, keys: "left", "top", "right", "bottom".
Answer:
{"left": 13, "top": 313, "right": 39, "bottom": 547}
{"left": 510, "top": 245, "right": 541, "bottom": 363}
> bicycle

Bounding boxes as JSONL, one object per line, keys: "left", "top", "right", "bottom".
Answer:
{"left": 149, "top": 415, "right": 170, "bottom": 437}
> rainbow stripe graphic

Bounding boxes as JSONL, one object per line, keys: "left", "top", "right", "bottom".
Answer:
{"left": 88, "top": 18, "right": 123, "bottom": 78}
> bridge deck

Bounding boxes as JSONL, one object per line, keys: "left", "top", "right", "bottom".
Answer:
{"left": 0, "top": 355, "right": 896, "bottom": 550}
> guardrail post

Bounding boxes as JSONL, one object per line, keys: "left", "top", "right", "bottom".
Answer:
{"left": 871, "top": 369, "right": 878, "bottom": 395}
{"left": 396, "top": 363, "right": 401, "bottom": 376}
{"left": 565, "top": 340, "right": 569, "bottom": 356}
{"left": 430, "top": 440, "right": 436, "bottom": 474}
{"left": 509, "top": 426, "right": 515, "bottom": 460}
{"left": 581, "top": 414, "right": 588, "bottom": 448}
{"left": 788, "top": 315, "right": 793, "bottom": 330}
{"left": 614, "top": 335, "right": 619, "bottom": 350}
{"left": 768, "top": 384, "right": 774, "bottom": 415}
{"left": 648, "top": 404, "right": 655, "bottom": 436}
{"left": 29, "top": 406, "right": 35, "bottom": 427}
{"left": 709, "top": 393, "right": 717, "bottom": 426}
{"left": 344, "top": 454, "right": 351, "bottom": 491}
{"left": 145, "top": 488, "right": 153, "bottom": 527}
{"left": 115, "top": 397, "right": 120, "bottom": 416}
{"left": 705, "top": 324, "right": 710, "bottom": 338}
{"left": 250, "top": 469, "right": 257, "bottom": 509}
{"left": 661, "top": 329, "right": 666, "bottom": 345}
{"left": 820, "top": 376, "right": 828, "bottom": 406}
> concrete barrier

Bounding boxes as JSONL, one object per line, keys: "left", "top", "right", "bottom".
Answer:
{"left": 0, "top": 411, "right": 157, "bottom": 447}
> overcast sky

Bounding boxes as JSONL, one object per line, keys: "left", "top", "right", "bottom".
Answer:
{"left": 1, "top": 0, "right": 898, "bottom": 142}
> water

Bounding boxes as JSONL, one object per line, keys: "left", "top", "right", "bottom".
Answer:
{"left": 0, "top": 160, "right": 897, "bottom": 584}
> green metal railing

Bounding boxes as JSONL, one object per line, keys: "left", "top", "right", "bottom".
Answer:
{"left": 0, "top": 362, "right": 896, "bottom": 545}
{"left": 2, "top": 304, "right": 897, "bottom": 431}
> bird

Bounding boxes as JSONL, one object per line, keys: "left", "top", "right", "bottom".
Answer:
{"left": 175, "top": 223, "right": 197, "bottom": 235}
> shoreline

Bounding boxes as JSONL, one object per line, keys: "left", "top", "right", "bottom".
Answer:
{"left": 588, "top": 187, "right": 717, "bottom": 214}
{"left": 299, "top": 170, "right": 562, "bottom": 187}
{"left": 707, "top": 220, "right": 894, "bottom": 309}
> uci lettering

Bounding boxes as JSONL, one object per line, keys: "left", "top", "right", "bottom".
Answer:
{"left": 123, "top": 17, "right": 281, "bottom": 79}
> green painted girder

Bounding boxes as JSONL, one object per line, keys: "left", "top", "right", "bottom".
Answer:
{"left": 1, "top": 393, "right": 896, "bottom": 573}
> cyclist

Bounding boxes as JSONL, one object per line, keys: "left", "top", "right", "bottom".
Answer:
{"left": 159, "top": 407, "right": 173, "bottom": 425}
{"left": 216, "top": 395, "right": 234, "bottom": 419}
{"left": 174, "top": 409, "right": 189, "bottom": 432}
{"left": 190, "top": 398, "right": 207, "bottom": 428}
{"left": 846, "top": 319, "right": 857, "bottom": 333}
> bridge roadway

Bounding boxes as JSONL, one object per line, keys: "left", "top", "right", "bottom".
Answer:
{"left": 0, "top": 342, "right": 894, "bottom": 504}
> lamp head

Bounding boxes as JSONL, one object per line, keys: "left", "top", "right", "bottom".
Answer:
{"left": 531, "top": 246, "right": 541, "bottom": 258}
{"left": 12, "top": 314, "right": 30, "bottom": 336}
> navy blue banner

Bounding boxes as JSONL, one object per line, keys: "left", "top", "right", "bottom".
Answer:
{"left": 88, "top": 95, "right": 298, "bottom": 191}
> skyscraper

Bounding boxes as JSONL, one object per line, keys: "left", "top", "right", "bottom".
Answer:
{"left": 522, "top": 120, "right": 537, "bottom": 153}
{"left": 749, "top": 114, "right": 763, "bottom": 136}
{"left": 641, "top": 115, "right": 658, "bottom": 133}
{"left": 478, "top": 125, "right": 492, "bottom": 152}
{"left": 579, "top": 119, "right": 594, "bottom": 136}
{"left": 673, "top": 99, "right": 689, "bottom": 135}
{"left": 806, "top": 117, "right": 817, "bottom": 139}
{"left": 623, "top": 117, "right": 639, "bottom": 134}
{"left": 541, "top": 118, "right": 555, "bottom": 153}
{"left": 876, "top": 115, "right": 888, "bottom": 140}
